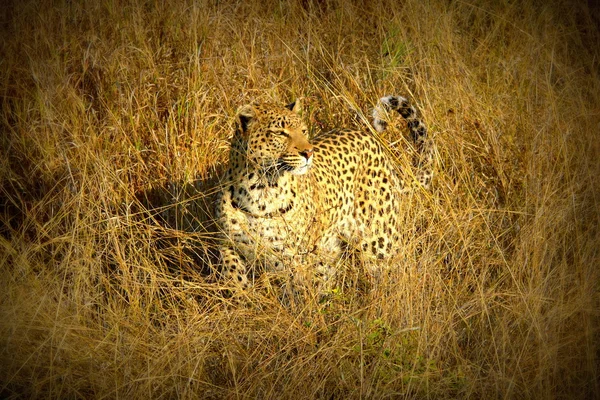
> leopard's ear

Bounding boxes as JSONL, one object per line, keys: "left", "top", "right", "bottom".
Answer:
{"left": 236, "top": 104, "right": 256, "bottom": 134}
{"left": 285, "top": 98, "right": 302, "bottom": 115}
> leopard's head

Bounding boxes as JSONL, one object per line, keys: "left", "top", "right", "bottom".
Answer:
{"left": 233, "top": 100, "right": 313, "bottom": 176}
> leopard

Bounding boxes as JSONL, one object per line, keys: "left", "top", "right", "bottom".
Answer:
{"left": 214, "top": 95, "right": 434, "bottom": 292}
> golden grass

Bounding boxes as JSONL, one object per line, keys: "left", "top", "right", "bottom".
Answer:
{"left": 1, "top": 0, "right": 599, "bottom": 398}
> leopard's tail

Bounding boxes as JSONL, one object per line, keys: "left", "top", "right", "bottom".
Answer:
{"left": 371, "top": 95, "right": 434, "bottom": 189}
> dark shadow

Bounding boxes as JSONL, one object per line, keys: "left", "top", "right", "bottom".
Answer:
{"left": 133, "top": 165, "right": 227, "bottom": 281}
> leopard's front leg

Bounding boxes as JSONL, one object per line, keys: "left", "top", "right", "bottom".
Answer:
{"left": 218, "top": 245, "right": 251, "bottom": 289}
{"left": 288, "top": 233, "right": 343, "bottom": 295}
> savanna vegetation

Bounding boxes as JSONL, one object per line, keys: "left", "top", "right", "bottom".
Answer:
{"left": 1, "top": 0, "right": 599, "bottom": 398}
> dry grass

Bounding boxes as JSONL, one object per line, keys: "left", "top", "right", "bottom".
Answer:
{"left": 1, "top": 0, "right": 599, "bottom": 398}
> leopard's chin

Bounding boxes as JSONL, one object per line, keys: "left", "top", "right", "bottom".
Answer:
{"left": 290, "top": 164, "right": 311, "bottom": 175}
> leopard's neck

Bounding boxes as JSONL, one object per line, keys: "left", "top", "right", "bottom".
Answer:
{"left": 225, "top": 162, "right": 302, "bottom": 218}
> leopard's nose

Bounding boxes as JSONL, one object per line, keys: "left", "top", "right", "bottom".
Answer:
{"left": 300, "top": 148, "right": 314, "bottom": 160}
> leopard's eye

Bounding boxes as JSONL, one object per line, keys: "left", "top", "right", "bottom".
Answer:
{"left": 270, "top": 129, "right": 289, "bottom": 137}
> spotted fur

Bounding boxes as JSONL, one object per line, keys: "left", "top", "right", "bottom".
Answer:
{"left": 215, "top": 96, "right": 434, "bottom": 290}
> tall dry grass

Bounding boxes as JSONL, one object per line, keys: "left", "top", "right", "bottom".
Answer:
{"left": 1, "top": 0, "right": 599, "bottom": 398}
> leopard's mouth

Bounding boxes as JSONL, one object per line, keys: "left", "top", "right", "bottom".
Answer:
{"left": 277, "top": 156, "right": 312, "bottom": 175}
